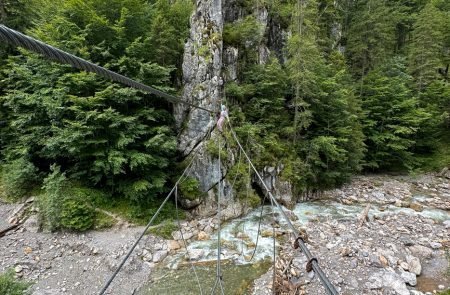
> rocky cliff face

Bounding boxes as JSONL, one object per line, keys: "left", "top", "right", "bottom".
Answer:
{"left": 176, "top": 1, "right": 295, "bottom": 218}
{"left": 175, "top": 0, "right": 244, "bottom": 219}
{"left": 175, "top": 0, "right": 223, "bottom": 156}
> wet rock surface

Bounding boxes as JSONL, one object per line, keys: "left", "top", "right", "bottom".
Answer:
{"left": 252, "top": 174, "right": 450, "bottom": 295}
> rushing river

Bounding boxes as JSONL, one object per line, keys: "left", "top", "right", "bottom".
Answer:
{"left": 138, "top": 194, "right": 450, "bottom": 294}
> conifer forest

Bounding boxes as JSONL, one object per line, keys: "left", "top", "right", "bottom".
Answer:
{"left": 0, "top": 0, "right": 448, "bottom": 228}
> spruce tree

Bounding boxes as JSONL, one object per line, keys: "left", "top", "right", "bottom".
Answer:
{"left": 361, "top": 57, "right": 429, "bottom": 170}
{"left": 345, "top": 0, "right": 396, "bottom": 90}
{"left": 0, "top": 0, "right": 187, "bottom": 203}
{"left": 408, "top": 2, "right": 447, "bottom": 91}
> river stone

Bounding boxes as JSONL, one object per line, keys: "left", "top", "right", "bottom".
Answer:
{"left": 167, "top": 240, "right": 181, "bottom": 251}
{"left": 400, "top": 270, "right": 417, "bottom": 286}
{"left": 23, "top": 214, "right": 40, "bottom": 233}
{"left": 408, "top": 245, "right": 433, "bottom": 259}
{"left": 366, "top": 270, "right": 409, "bottom": 295}
{"left": 443, "top": 220, "right": 450, "bottom": 229}
{"left": 152, "top": 250, "right": 168, "bottom": 263}
{"left": 409, "top": 202, "right": 424, "bottom": 212}
{"left": 429, "top": 241, "right": 442, "bottom": 249}
{"left": 399, "top": 261, "right": 409, "bottom": 271}
{"left": 188, "top": 249, "right": 204, "bottom": 261}
{"left": 261, "top": 230, "right": 273, "bottom": 238}
{"left": 142, "top": 250, "right": 152, "bottom": 262}
{"left": 379, "top": 255, "right": 389, "bottom": 267}
{"left": 197, "top": 231, "right": 209, "bottom": 241}
{"left": 406, "top": 255, "right": 421, "bottom": 275}
{"left": 14, "top": 265, "right": 23, "bottom": 273}
{"left": 369, "top": 254, "right": 384, "bottom": 268}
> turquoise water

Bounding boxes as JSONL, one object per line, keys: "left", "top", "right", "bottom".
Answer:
{"left": 139, "top": 193, "right": 449, "bottom": 294}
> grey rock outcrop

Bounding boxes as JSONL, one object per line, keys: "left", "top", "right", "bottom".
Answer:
{"left": 256, "top": 165, "right": 295, "bottom": 208}
{"left": 366, "top": 270, "right": 410, "bottom": 295}
{"left": 175, "top": 0, "right": 224, "bottom": 156}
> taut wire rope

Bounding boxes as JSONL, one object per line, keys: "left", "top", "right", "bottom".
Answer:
{"left": 0, "top": 25, "right": 215, "bottom": 114}
{"left": 226, "top": 119, "right": 339, "bottom": 295}
{"left": 98, "top": 151, "right": 200, "bottom": 295}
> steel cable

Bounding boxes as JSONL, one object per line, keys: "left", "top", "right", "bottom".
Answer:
{"left": 210, "top": 135, "right": 225, "bottom": 295}
{"left": 175, "top": 185, "right": 204, "bottom": 295}
{"left": 0, "top": 25, "right": 214, "bottom": 114}
{"left": 226, "top": 119, "right": 339, "bottom": 295}
{"left": 98, "top": 152, "right": 200, "bottom": 295}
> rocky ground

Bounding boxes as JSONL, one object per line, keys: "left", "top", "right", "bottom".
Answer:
{"left": 0, "top": 201, "right": 173, "bottom": 295}
{"left": 0, "top": 173, "right": 449, "bottom": 295}
{"left": 252, "top": 173, "right": 450, "bottom": 295}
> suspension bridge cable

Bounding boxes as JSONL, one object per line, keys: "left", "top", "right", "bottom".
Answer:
{"left": 270, "top": 196, "right": 276, "bottom": 295}
{"left": 175, "top": 185, "right": 204, "bottom": 295}
{"left": 98, "top": 153, "right": 200, "bottom": 295}
{"left": 226, "top": 120, "right": 339, "bottom": 295}
{"left": 210, "top": 136, "right": 225, "bottom": 295}
{"left": 0, "top": 24, "right": 215, "bottom": 114}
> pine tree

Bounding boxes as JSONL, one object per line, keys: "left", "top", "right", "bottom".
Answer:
{"left": 345, "top": 0, "right": 396, "bottom": 90}
{"left": 408, "top": 2, "right": 447, "bottom": 91}
{"left": 287, "top": 0, "right": 323, "bottom": 143}
{"left": 0, "top": 0, "right": 187, "bottom": 203}
{"left": 361, "top": 57, "right": 429, "bottom": 170}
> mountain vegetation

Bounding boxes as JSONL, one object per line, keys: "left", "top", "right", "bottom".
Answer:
{"left": 0, "top": 0, "right": 448, "bottom": 230}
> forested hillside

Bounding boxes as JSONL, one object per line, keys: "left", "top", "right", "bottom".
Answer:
{"left": 0, "top": 0, "right": 448, "bottom": 230}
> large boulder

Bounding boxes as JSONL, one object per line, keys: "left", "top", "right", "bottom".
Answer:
{"left": 256, "top": 165, "right": 295, "bottom": 208}
{"left": 366, "top": 270, "right": 409, "bottom": 295}
{"left": 406, "top": 255, "right": 422, "bottom": 275}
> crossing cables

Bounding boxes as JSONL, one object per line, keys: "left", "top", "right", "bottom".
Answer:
{"left": 0, "top": 25, "right": 215, "bottom": 114}
{"left": 98, "top": 152, "right": 201, "bottom": 295}
{"left": 226, "top": 120, "right": 339, "bottom": 295}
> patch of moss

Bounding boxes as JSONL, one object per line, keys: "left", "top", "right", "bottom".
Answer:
{"left": 179, "top": 177, "right": 205, "bottom": 201}
{"left": 206, "top": 139, "right": 228, "bottom": 161}
{"left": 94, "top": 211, "right": 117, "bottom": 229}
{"left": 148, "top": 220, "right": 177, "bottom": 239}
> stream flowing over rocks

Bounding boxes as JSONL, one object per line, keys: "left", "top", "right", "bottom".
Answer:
{"left": 0, "top": 173, "right": 449, "bottom": 295}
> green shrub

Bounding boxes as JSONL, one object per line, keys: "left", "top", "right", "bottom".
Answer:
{"left": 178, "top": 177, "right": 204, "bottom": 201}
{"left": 132, "top": 201, "right": 184, "bottom": 225}
{"left": 60, "top": 198, "right": 95, "bottom": 231}
{"left": 39, "top": 166, "right": 94, "bottom": 231}
{"left": 94, "top": 211, "right": 117, "bottom": 229}
{"left": 148, "top": 220, "right": 177, "bottom": 239}
{"left": 206, "top": 140, "right": 228, "bottom": 160}
{"left": 0, "top": 269, "right": 30, "bottom": 295}
{"left": 0, "top": 158, "right": 38, "bottom": 199}
{"left": 39, "top": 165, "right": 67, "bottom": 231}
{"left": 223, "top": 16, "right": 264, "bottom": 47}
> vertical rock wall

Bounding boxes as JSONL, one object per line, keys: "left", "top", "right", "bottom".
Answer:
{"left": 175, "top": 0, "right": 223, "bottom": 156}
{"left": 175, "top": 0, "right": 246, "bottom": 220}
{"left": 176, "top": 1, "right": 296, "bottom": 218}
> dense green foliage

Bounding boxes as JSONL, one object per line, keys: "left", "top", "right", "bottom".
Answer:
{"left": 0, "top": 0, "right": 193, "bottom": 207}
{"left": 0, "top": 0, "right": 449, "bottom": 226}
{"left": 39, "top": 165, "right": 96, "bottom": 231}
{"left": 225, "top": 0, "right": 449, "bottom": 193}
{"left": 0, "top": 270, "right": 30, "bottom": 295}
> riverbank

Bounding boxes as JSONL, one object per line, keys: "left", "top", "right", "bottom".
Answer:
{"left": 0, "top": 173, "right": 449, "bottom": 295}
